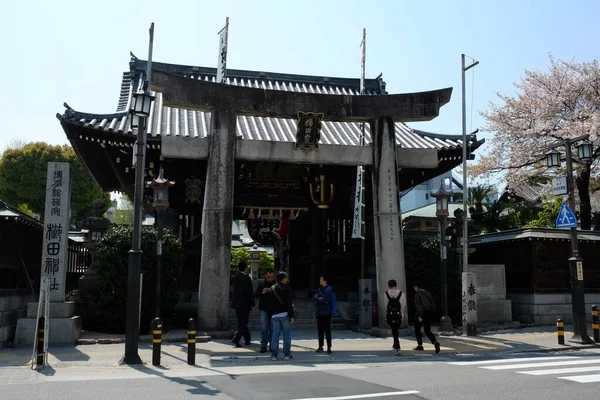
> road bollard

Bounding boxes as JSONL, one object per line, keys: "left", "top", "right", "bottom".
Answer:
{"left": 36, "top": 316, "right": 45, "bottom": 367}
{"left": 557, "top": 318, "right": 565, "bottom": 345}
{"left": 152, "top": 317, "right": 162, "bottom": 366}
{"left": 592, "top": 305, "right": 599, "bottom": 343}
{"left": 187, "top": 318, "right": 196, "bottom": 365}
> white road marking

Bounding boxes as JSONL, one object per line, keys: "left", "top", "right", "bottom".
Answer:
{"left": 291, "top": 391, "right": 421, "bottom": 400}
{"left": 558, "top": 374, "right": 600, "bottom": 383}
{"left": 518, "top": 366, "right": 600, "bottom": 376}
{"left": 448, "top": 356, "right": 579, "bottom": 366}
{"left": 483, "top": 359, "right": 600, "bottom": 370}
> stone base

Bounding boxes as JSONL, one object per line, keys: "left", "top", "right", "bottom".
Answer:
{"left": 27, "top": 302, "right": 75, "bottom": 318}
{"left": 509, "top": 293, "right": 600, "bottom": 325}
{"left": 478, "top": 299, "right": 512, "bottom": 323}
{"left": 14, "top": 316, "right": 82, "bottom": 347}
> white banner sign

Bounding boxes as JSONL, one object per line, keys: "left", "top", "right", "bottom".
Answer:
{"left": 216, "top": 19, "right": 229, "bottom": 84}
{"left": 351, "top": 166, "right": 364, "bottom": 239}
{"left": 41, "top": 162, "right": 72, "bottom": 302}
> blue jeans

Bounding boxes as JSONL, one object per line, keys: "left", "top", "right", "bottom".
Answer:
{"left": 260, "top": 310, "right": 272, "bottom": 349}
{"left": 271, "top": 316, "right": 292, "bottom": 357}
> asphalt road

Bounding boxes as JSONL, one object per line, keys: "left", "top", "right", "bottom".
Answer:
{"left": 3, "top": 350, "right": 600, "bottom": 400}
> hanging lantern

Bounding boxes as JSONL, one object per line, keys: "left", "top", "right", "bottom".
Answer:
{"left": 577, "top": 141, "right": 593, "bottom": 161}
{"left": 248, "top": 208, "right": 255, "bottom": 219}
{"left": 546, "top": 150, "right": 562, "bottom": 168}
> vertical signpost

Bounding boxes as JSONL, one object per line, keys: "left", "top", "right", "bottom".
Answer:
{"left": 41, "top": 162, "right": 72, "bottom": 302}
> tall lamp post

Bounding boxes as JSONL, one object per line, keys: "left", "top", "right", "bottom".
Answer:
{"left": 148, "top": 162, "right": 174, "bottom": 318}
{"left": 546, "top": 134, "right": 593, "bottom": 344}
{"left": 431, "top": 181, "right": 454, "bottom": 332}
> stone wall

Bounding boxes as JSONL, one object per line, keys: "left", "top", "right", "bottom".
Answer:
{"left": 509, "top": 292, "right": 600, "bottom": 325}
{"left": 0, "top": 290, "right": 34, "bottom": 349}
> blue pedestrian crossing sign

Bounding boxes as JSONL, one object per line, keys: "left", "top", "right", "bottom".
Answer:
{"left": 556, "top": 201, "right": 577, "bottom": 228}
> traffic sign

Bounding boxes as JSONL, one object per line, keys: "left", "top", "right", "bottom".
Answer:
{"left": 552, "top": 176, "right": 567, "bottom": 196}
{"left": 556, "top": 201, "right": 577, "bottom": 228}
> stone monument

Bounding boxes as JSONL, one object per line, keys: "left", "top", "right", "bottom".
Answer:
{"left": 14, "top": 162, "right": 82, "bottom": 346}
{"left": 462, "top": 272, "right": 478, "bottom": 336}
{"left": 468, "top": 264, "right": 512, "bottom": 324}
{"left": 359, "top": 279, "right": 373, "bottom": 330}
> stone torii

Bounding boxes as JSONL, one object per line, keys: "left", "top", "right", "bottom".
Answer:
{"left": 151, "top": 70, "right": 452, "bottom": 329}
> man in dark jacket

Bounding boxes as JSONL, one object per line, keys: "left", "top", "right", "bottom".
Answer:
{"left": 267, "top": 272, "right": 295, "bottom": 360}
{"left": 255, "top": 269, "right": 276, "bottom": 353}
{"left": 231, "top": 262, "right": 255, "bottom": 347}
{"left": 412, "top": 282, "right": 441, "bottom": 354}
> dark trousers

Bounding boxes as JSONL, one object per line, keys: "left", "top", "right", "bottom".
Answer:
{"left": 414, "top": 311, "right": 437, "bottom": 346}
{"left": 317, "top": 314, "right": 332, "bottom": 348}
{"left": 390, "top": 322, "right": 400, "bottom": 350}
{"left": 232, "top": 308, "right": 251, "bottom": 344}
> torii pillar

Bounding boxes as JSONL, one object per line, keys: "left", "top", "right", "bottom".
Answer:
{"left": 152, "top": 70, "right": 452, "bottom": 330}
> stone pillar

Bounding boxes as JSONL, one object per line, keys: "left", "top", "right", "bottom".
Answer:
{"left": 462, "top": 272, "right": 478, "bottom": 336}
{"left": 371, "top": 117, "right": 407, "bottom": 328}
{"left": 197, "top": 108, "right": 237, "bottom": 330}
{"left": 359, "top": 278, "right": 373, "bottom": 330}
{"left": 309, "top": 206, "right": 322, "bottom": 290}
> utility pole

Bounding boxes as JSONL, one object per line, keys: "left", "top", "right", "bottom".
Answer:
{"left": 461, "top": 54, "right": 479, "bottom": 273}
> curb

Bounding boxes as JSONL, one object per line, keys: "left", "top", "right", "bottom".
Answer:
{"left": 77, "top": 336, "right": 212, "bottom": 345}
{"left": 511, "top": 344, "right": 600, "bottom": 354}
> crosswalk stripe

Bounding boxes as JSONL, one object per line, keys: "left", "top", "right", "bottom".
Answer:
{"left": 483, "top": 359, "right": 600, "bottom": 370}
{"left": 448, "top": 356, "right": 579, "bottom": 366}
{"left": 519, "top": 366, "right": 600, "bottom": 376}
{"left": 558, "top": 374, "right": 600, "bottom": 383}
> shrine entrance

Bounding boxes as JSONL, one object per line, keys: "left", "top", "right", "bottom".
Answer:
{"left": 233, "top": 161, "right": 371, "bottom": 297}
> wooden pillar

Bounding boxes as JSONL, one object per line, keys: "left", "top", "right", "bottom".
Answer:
{"left": 197, "top": 108, "right": 236, "bottom": 329}
{"left": 309, "top": 206, "right": 322, "bottom": 291}
{"left": 371, "top": 117, "right": 407, "bottom": 328}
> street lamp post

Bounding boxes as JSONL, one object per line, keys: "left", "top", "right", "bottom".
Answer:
{"left": 546, "top": 134, "right": 593, "bottom": 344}
{"left": 431, "top": 181, "right": 454, "bottom": 332}
{"left": 148, "top": 162, "right": 174, "bottom": 318}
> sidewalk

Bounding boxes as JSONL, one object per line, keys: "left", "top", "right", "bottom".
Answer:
{"left": 1, "top": 325, "right": 597, "bottom": 371}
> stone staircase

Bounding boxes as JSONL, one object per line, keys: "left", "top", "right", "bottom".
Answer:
{"left": 227, "top": 299, "right": 348, "bottom": 331}
{"left": 0, "top": 290, "right": 33, "bottom": 349}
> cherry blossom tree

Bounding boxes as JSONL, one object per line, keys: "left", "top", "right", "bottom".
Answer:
{"left": 472, "top": 56, "right": 600, "bottom": 229}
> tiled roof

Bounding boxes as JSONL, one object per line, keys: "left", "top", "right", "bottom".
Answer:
{"left": 58, "top": 57, "right": 481, "bottom": 151}
{"left": 59, "top": 105, "right": 477, "bottom": 150}
{"left": 0, "top": 200, "right": 43, "bottom": 229}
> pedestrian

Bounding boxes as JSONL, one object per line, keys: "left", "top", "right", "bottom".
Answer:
{"left": 255, "top": 269, "right": 276, "bottom": 353}
{"left": 412, "top": 282, "right": 441, "bottom": 354}
{"left": 231, "top": 261, "right": 255, "bottom": 348}
{"left": 386, "top": 279, "right": 407, "bottom": 355}
{"left": 314, "top": 274, "right": 337, "bottom": 354}
{"left": 267, "top": 271, "right": 295, "bottom": 360}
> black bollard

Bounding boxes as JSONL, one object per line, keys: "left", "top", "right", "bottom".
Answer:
{"left": 151, "top": 317, "right": 162, "bottom": 366}
{"left": 36, "top": 316, "right": 45, "bottom": 367}
{"left": 187, "top": 318, "right": 196, "bottom": 365}
{"left": 592, "top": 305, "right": 599, "bottom": 343}
{"left": 557, "top": 318, "right": 565, "bottom": 345}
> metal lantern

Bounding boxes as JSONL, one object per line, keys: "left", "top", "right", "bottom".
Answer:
{"left": 546, "top": 150, "right": 562, "bottom": 168}
{"left": 129, "top": 112, "right": 140, "bottom": 130}
{"left": 577, "top": 141, "right": 593, "bottom": 161}
{"left": 430, "top": 181, "right": 454, "bottom": 218}
{"left": 131, "top": 89, "right": 155, "bottom": 117}
{"left": 148, "top": 166, "right": 175, "bottom": 214}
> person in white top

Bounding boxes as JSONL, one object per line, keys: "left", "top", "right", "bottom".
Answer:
{"left": 385, "top": 279, "right": 407, "bottom": 355}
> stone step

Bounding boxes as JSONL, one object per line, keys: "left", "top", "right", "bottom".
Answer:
{"left": 0, "top": 309, "right": 26, "bottom": 327}
{"left": 0, "top": 295, "right": 32, "bottom": 312}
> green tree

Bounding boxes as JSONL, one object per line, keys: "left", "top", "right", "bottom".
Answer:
{"left": 525, "top": 196, "right": 562, "bottom": 228}
{"left": 230, "top": 247, "right": 275, "bottom": 275}
{"left": 68, "top": 225, "right": 183, "bottom": 333}
{"left": 0, "top": 142, "right": 108, "bottom": 218}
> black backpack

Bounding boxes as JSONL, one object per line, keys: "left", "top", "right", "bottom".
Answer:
{"left": 386, "top": 291, "right": 402, "bottom": 324}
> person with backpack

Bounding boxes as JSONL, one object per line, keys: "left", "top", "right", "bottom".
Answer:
{"left": 266, "top": 272, "right": 295, "bottom": 360}
{"left": 385, "top": 279, "right": 407, "bottom": 355}
{"left": 412, "top": 281, "right": 441, "bottom": 354}
{"left": 313, "top": 274, "right": 337, "bottom": 354}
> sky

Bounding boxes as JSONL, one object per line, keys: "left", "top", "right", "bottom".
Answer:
{"left": 1, "top": 0, "right": 599, "bottom": 185}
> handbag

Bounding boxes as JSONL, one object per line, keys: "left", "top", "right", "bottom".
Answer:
{"left": 272, "top": 284, "right": 299, "bottom": 320}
